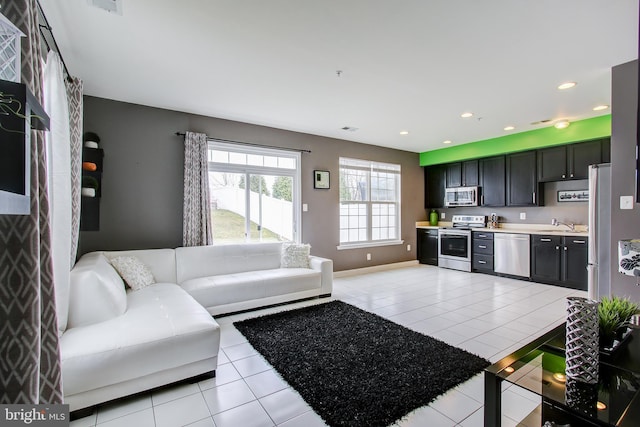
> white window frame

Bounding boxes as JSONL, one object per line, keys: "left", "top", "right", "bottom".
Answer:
{"left": 337, "top": 157, "right": 403, "bottom": 250}
{"left": 207, "top": 141, "right": 302, "bottom": 244}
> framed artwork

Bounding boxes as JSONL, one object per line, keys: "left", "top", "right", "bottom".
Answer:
{"left": 314, "top": 170, "right": 330, "bottom": 189}
{"left": 557, "top": 189, "right": 589, "bottom": 202}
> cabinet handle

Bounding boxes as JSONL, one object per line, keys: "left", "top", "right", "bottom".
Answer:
{"left": 555, "top": 246, "right": 560, "bottom": 250}
{"left": 564, "top": 246, "right": 568, "bottom": 251}
{"left": 477, "top": 234, "right": 487, "bottom": 238}
{"left": 541, "top": 238, "right": 552, "bottom": 242}
{"left": 481, "top": 195, "right": 484, "bottom": 205}
{"left": 478, "top": 245, "right": 487, "bottom": 249}
{"left": 562, "top": 174, "right": 566, "bottom": 178}
{"left": 570, "top": 173, "right": 574, "bottom": 178}
{"left": 428, "top": 236, "right": 438, "bottom": 239}
{"left": 572, "top": 240, "right": 586, "bottom": 244}
{"left": 532, "top": 192, "right": 536, "bottom": 204}
{"left": 478, "top": 260, "right": 487, "bottom": 264}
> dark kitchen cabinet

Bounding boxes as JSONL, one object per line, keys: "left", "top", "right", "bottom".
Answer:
{"left": 506, "top": 151, "right": 542, "bottom": 206}
{"left": 537, "top": 138, "right": 611, "bottom": 182}
{"left": 531, "top": 235, "right": 588, "bottom": 290}
{"left": 537, "top": 145, "right": 567, "bottom": 182}
{"left": 472, "top": 231, "right": 494, "bottom": 273}
{"left": 531, "top": 235, "right": 562, "bottom": 283}
{"left": 424, "top": 165, "right": 446, "bottom": 208}
{"left": 417, "top": 228, "right": 439, "bottom": 265}
{"left": 569, "top": 139, "right": 607, "bottom": 180}
{"left": 479, "top": 155, "right": 505, "bottom": 207}
{"left": 563, "top": 237, "right": 588, "bottom": 289}
{"left": 446, "top": 160, "right": 478, "bottom": 188}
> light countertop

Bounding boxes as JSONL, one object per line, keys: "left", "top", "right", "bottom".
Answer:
{"left": 415, "top": 221, "right": 588, "bottom": 237}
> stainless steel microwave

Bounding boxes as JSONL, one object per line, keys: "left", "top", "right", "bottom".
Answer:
{"left": 445, "top": 186, "right": 478, "bottom": 207}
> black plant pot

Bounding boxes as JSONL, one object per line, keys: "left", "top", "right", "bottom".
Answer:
{"left": 600, "top": 326, "right": 633, "bottom": 358}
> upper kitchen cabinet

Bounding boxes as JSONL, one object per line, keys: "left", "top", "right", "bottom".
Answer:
{"left": 424, "top": 164, "right": 446, "bottom": 208}
{"left": 537, "top": 138, "right": 611, "bottom": 182}
{"left": 479, "top": 155, "right": 505, "bottom": 207}
{"left": 446, "top": 160, "right": 478, "bottom": 188}
{"left": 506, "top": 151, "right": 542, "bottom": 206}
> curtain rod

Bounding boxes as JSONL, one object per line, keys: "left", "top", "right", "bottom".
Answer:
{"left": 175, "top": 132, "right": 312, "bottom": 154}
{"left": 36, "top": 0, "right": 73, "bottom": 83}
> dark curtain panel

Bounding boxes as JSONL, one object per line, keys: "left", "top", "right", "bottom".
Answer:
{"left": 0, "top": 0, "right": 63, "bottom": 404}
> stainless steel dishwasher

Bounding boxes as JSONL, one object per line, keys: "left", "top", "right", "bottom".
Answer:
{"left": 494, "top": 233, "right": 530, "bottom": 278}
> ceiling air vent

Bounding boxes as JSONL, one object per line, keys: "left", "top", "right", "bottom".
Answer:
{"left": 341, "top": 126, "right": 358, "bottom": 132}
{"left": 530, "top": 119, "right": 552, "bottom": 126}
{"left": 87, "top": 0, "right": 123, "bottom": 15}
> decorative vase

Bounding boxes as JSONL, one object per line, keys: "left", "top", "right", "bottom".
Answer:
{"left": 429, "top": 210, "right": 438, "bottom": 226}
{"left": 565, "top": 297, "right": 599, "bottom": 384}
{"left": 565, "top": 378, "right": 598, "bottom": 418}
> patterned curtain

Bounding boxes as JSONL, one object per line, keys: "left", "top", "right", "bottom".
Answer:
{"left": 66, "top": 77, "right": 83, "bottom": 263}
{"left": 0, "top": 0, "right": 63, "bottom": 405}
{"left": 183, "top": 131, "right": 213, "bottom": 246}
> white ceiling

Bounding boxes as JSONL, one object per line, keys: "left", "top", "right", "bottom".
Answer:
{"left": 40, "top": 0, "right": 638, "bottom": 153}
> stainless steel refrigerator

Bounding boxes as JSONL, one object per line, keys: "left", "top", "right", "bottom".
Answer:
{"left": 587, "top": 163, "right": 611, "bottom": 300}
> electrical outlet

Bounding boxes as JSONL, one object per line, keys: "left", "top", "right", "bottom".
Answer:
{"left": 366, "top": 253, "right": 371, "bottom": 261}
{"left": 520, "top": 212, "right": 526, "bottom": 220}
{"left": 440, "top": 212, "right": 445, "bottom": 219}
{"left": 407, "top": 244, "right": 411, "bottom": 252}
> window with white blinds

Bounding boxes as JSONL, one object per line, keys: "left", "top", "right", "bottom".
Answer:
{"left": 338, "top": 157, "right": 402, "bottom": 249}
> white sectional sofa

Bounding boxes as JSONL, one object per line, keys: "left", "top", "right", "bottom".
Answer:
{"left": 62, "top": 242, "right": 332, "bottom": 411}
{"left": 174, "top": 243, "right": 333, "bottom": 315}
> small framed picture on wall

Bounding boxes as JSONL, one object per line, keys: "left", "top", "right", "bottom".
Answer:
{"left": 314, "top": 170, "right": 330, "bottom": 189}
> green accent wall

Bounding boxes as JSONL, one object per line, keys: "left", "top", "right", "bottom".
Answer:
{"left": 419, "top": 115, "right": 611, "bottom": 166}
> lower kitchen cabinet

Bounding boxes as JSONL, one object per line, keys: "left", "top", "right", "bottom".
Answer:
{"left": 417, "top": 228, "right": 438, "bottom": 265}
{"left": 472, "top": 231, "right": 494, "bottom": 273}
{"left": 531, "top": 235, "right": 588, "bottom": 290}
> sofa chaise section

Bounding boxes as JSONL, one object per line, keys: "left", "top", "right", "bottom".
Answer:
{"left": 63, "top": 250, "right": 220, "bottom": 412}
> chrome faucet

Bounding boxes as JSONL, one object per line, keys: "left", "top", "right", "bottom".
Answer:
{"left": 551, "top": 218, "right": 575, "bottom": 232}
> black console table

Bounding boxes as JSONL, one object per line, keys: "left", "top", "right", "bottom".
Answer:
{"left": 485, "top": 323, "right": 640, "bottom": 426}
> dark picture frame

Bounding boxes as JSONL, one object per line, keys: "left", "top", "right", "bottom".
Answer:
{"left": 314, "top": 170, "right": 330, "bottom": 189}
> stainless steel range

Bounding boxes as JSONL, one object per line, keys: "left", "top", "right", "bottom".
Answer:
{"left": 438, "top": 215, "right": 486, "bottom": 272}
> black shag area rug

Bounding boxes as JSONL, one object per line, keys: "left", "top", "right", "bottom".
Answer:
{"left": 233, "top": 300, "right": 490, "bottom": 427}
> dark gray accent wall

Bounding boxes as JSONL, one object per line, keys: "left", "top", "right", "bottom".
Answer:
{"left": 81, "top": 96, "right": 425, "bottom": 271}
{"left": 611, "top": 60, "right": 640, "bottom": 302}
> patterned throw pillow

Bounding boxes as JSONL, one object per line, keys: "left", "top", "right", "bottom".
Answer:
{"left": 109, "top": 256, "right": 156, "bottom": 291}
{"left": 281, "top": 243, "right": 311, "bottom": 268}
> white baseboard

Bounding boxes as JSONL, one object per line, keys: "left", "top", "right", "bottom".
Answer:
{"left": 334, "top": 260, "right": 420, "bottom": 278}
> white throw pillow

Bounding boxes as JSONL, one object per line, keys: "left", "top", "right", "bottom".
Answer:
{"left": 68, "top": 253, "right": 127, "bottom": 328}
{"left": 110, "top": 256, "right": 156, "bottom": 291}
{"left": 281, "top": 243, "right": 311, "bottom": 268}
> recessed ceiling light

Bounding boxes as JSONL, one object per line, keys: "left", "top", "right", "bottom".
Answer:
{"left": 341, "top": 126, "right": 358, "bottom": 132}
{"left": 460, "top": 112, "right": 473, "bottom": 118}
{"left": 554, "top": 120, "right": 570, "bottom": 129}
{"left": 504, "top": 126, "right": 515, "bottom": 131}
{"left": 399, "top": 131, "right": 409, "bottom": 135}
{"left": 593, "top": 105, "right": 609, "bottom": 111}
{"left": 443, "top": 140, "right": 452, "bottom": 144}
{"left": 557, "top": 81, "right": 577, "bottom": 90}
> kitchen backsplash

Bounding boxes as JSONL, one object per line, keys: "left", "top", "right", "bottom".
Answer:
{"left": 427, "top": 179, "right": 589, "bottom": 226}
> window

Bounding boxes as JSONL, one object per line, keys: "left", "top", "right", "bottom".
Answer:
{"left": 208, "top": 141, "right": 301, "bottom": 244}
{"left": 338, "top": 157, "right": 402, "bottom": 249}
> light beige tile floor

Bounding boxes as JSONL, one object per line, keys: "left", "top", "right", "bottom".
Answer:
{"left": 71, "top": 264, "right": 585, "bottom": 427}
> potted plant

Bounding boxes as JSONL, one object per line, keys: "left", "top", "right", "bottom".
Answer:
{"left": 598, "top": 296, "right": 639, "bottom": 354}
